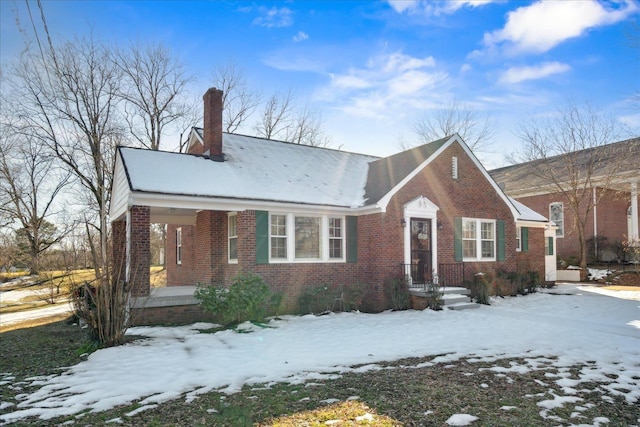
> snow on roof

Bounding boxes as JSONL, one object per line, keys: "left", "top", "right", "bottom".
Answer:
{"left": 120, "top": 134, "right": 380, "bottom": 208}
{"left": 509, "top": 197, "right": 548, "bottom": 222}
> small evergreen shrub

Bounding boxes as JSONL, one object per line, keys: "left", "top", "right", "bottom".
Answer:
{"left": 386, "top": 276, "right": 410, "bottom": 311}
{"left": 195, "top": 272, "right": 278, "bottom": 326}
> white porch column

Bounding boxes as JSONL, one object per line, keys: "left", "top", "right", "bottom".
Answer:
{"left": 631, "top": 181, "right": 639, "bottom": 241}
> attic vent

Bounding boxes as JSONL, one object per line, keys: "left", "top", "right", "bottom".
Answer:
{"left": 452, "top": 156, "right": 458, "bottom": 179}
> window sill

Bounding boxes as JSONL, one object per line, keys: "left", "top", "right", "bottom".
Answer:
{"left": 268, "top": 259, "right": 346, "bottom": 264}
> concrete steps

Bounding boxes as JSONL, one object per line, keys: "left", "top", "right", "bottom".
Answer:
{"left": 408, "top": 286, "right": 480, "bottom": 310}
{"left": 447, "top": 301, "right": 480, "bottom": 310}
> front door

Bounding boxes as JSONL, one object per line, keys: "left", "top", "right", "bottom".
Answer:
{"left": 410, "top": 218, "right": 432, "bottom": 284}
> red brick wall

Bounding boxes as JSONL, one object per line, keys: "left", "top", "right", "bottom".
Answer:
{"left": 164, "top": 140, "right": 547, "bottom": 312}
{"left": 387, "top": 142, "right": 525, "bottom": 279}
{"left": 131, "top": 304, "right": 217, "bottom": 326}
{"left": 234, "top": 211, "right": 368, "bottom": 312}
{"left": 515, "top": 227, "right": 546, "bottom": 279}
{"left": 166, "top": 211, "right": 228, "bottom": 286}
{"left": 130, "top": 206, "right": 150, "bottom": 296}
{"left": 516, "top": 188, "right": 636, "bottom": 262}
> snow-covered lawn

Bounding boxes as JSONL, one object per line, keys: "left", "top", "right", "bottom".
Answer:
{"left": 1, "top": 283, "right": 638, "bottom": 425}
{"left": 0, "top": 302, "right": 72, "bottom": 326}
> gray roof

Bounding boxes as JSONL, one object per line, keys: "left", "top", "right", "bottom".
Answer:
{"left": 364, "top": 136, "right": 450, "bottom": 203}
{"left": 115, "top": 131, "right": 547, "bottom": 222}
{"left": 491, "top": 137, "right": 640, "bottom": 195}
{"left": 119, "top": 133, "right": 379, "bottom": 208}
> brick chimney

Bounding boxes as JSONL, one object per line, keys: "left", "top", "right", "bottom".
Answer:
{"left": 202, "top": 87, "right": 223, "bottom": 159}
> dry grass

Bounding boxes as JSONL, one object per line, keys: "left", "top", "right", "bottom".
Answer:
{"left": 2, "top": 320, "right": 638, "bottom": 427}
{"left": 260, "top": 401, "right": 402, "bottom": 426}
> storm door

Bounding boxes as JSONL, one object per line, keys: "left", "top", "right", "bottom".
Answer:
{"left": 410, "top": 218, "right": 432, "bottom": 284}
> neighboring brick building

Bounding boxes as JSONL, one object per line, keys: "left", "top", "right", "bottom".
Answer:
{"left": 491, "top": 138, "right": 640, "bottom": 265}
{"left": 110, "top": 87, "right": 552, "bottom": 320}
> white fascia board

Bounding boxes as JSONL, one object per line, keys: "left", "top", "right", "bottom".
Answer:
{"left": 376, "top": 134, "right": 521, "bottom": 222}
{"left": 109, "top": 152, "right": 132, "bottom": 222}
{"left": 128, "top": 191, "right": 372, "bottom": 216}
{"left": 376, "top": 135, "right": 457, "bottom": 211}
{"left": 516, "top": 220, "right": 552, "bottom": 229}
{"left": 185, "top": 128, "right": 204, "bottom": 152}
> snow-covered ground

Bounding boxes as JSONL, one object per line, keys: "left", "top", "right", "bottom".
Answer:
{"left": 0, "top": 283, "right": 638, "bottom": 426}
{"left": 0, "top": 302, "right": 72, "bottom": 326}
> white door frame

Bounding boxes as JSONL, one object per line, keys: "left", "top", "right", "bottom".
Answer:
{"left": 544, "top": 225, "right": 557, "bottom": 282}
{"left": 403, "top": 196, "right": 439, "bottom": 282}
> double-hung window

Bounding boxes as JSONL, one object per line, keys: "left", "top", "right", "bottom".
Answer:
{"left": 549, "top": 202, "right": 564, "bottom": 238}
{"left": 270, "top": 214, "right": 288, "bottom": 259}
{"left": 228, "top": 214, "right": 238, "bottom": 263}
{"left": 462, "top": 218, "right": 496, "bottom": 261}
{"left": 329, "top": 217, "right": 343, "bottom": 259}
{"left": 269, "top": 213, "right": 345, "bottom": 262}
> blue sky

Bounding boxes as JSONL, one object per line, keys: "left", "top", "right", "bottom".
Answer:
{"left": 1, "top": 0, "right": 638, "bottom": 167}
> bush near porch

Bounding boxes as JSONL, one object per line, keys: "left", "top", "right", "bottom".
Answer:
{"left": 465, "top": 268, "right": 546, "bottom": 305}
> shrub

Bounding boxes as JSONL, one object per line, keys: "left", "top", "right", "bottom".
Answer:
{"left": 298, "top": 285, "right": 335, "bottom": 315}
{"left": 343, "top": 283, "right": 366, "bottom": 312}
{"left": 386, "top": 276, "right": 410, "bottom": 311}
{"left": 525, "top": 271, "right": 540, "bottom": 293}
{"left": 195, "top": 272, "right": 278, "bottom": 326}
{"left": 472, "top": 272, "right": 490, "bottom": 305}
{"left": 495, "top": 269, "right": 518, "bottom": 297}
{"left": 424, "top": 282, "right": 443, "bottom": 310}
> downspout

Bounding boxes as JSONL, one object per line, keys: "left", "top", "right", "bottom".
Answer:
{"left": 593, "top": 187, "right": 598, "bottom": 261}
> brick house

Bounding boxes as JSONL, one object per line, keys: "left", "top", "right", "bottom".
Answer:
{"left": 110, "top": 88, "right": 552, "bottom": 321}
{"left": 491, "top": 138, "right": 640, "bottom": 266}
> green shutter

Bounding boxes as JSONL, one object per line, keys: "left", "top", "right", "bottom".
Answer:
{"left": 522, "top": 227, "right": 529, "bottom": 252}
{"left": 548, "top": 236, "right": 554, "bottom": 256}
{"left": 497, "top": 220, "right": 506, "bottom": 261}
{"left": 256, "top": 210, "right": 269, "bottom": 264}
{"left": 346, "top": 216, "right": 358, "bottom": 263}
{"left": 454, "top": 217, "right": 463, "bottom": 262}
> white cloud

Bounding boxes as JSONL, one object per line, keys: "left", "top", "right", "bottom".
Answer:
{"left": 321, "top": 51, "right": 448, "bottom": 118}
{"left": 388, "top": 0, "right": 495, "bottom": 16}
{"left": 388, "top": 0, "right": 419, "bottom": 13}
{"left": 484, "top": 0, "right": 639, "bottom": 55}
{"left": 293, "top": 31, "right": 308, "bottom": 42}
{"left": 331, "top": 73, "right": 373, "bottom": 90}
{"left": 499, "top": 62, "right": 571, "bottom": 84}
{"left": 253, "top": 6, "right": 293, "bottom": 28}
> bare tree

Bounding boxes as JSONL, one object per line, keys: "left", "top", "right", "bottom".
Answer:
{"left": 255, "top": 90, "right": 295, "bottom": 140}
{"left": 412, "top": 100, "right": 495, "bottom": 152}
{"left": 515, "top": 101, "right": 635, "bottom": 274}
{"left": 212, "top": 61, "right": 262, "bottom": 133}
{"left": 0, "top": 131, "right": 71, "bottom": 274}
{"left": 7, "top": 34, "right": 124, "bottom": 283}
{"left": 285, "top": 106, "right": 331, "bottom": 147}
{"left": 115, "top": 42, "right": 194, "bottom": 151}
